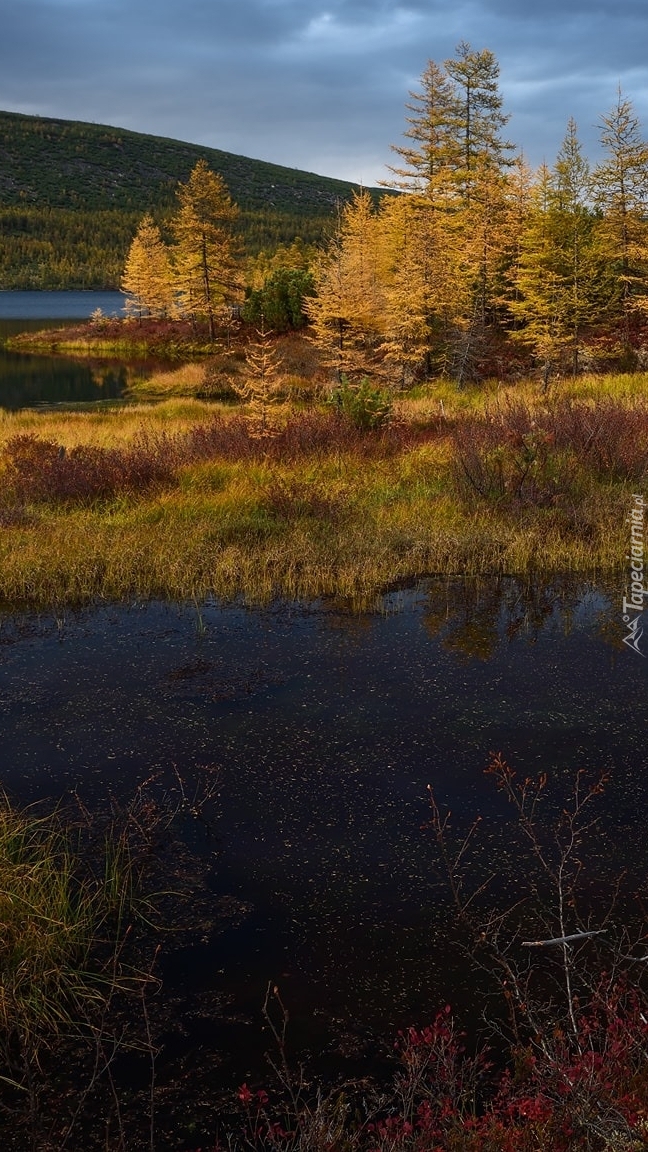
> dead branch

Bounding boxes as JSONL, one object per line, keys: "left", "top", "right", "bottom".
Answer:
{"left": 522, "top": 930, "right": 607, "bottom": 948}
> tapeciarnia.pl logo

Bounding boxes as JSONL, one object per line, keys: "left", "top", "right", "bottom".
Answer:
{"left": 622, "top": 494, "right": 646, "bottom": 656}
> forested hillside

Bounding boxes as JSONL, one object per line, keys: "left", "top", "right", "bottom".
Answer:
{"left": 0, "top": 111, "right": 372, "bottom": 288}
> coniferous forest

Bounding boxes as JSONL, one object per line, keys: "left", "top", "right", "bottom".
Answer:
{"left": 62, "top": 42, "right": 648, "bottom": 382}
{"left": 0, "top": 108, "right": 366, "bottom": 288}
{"left": 306, "top": 42, "right": 648, "bottom": 382}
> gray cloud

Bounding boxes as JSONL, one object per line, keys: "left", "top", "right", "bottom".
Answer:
{"left": 0, "top": 0, "right": 647, "bottom": 182}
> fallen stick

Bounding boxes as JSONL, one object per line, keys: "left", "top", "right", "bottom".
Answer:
{"left": 522, "top": 929, "right": 607, "bottom": 948}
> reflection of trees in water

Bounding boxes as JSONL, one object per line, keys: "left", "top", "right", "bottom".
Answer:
{"left": 320, "top": 607, "right": 375, "bottom": 642}
{"left": 0, "top": 350, "right": 170, "bottom": 408}
{"left": 317, "top": 575, "right": 618, "bottom": 661}
{"left": 422, "top": 575, "right": 613, "bottom": 661}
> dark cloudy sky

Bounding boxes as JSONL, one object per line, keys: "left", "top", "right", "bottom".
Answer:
{"left": 0, "top": 0, "right": 646, "bottom": 183}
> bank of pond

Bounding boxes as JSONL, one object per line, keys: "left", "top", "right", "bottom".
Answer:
{"left": 0, "top": 369, "right": 646, "bottom": 607}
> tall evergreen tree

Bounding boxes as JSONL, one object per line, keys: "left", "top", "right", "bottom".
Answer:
{"left": 443, "top": 53, "right": 515, "bottom": 378}
{"left": 385, "top": 45, "right": 516, "bottom": 380}
{"left": 171, "top": 160, "right": 242, "bottom": 340}
{"left": 386, "top": 60, "right": 461, "bottom": 201}
{"left": 509, "top": 128, "right": 598, "bottom": 380}
{"left": 378, "top": 195, "right": 433, "bottom": 382}
{"left": 444, "top": 41, "right": 514, "bottom": 198}
{"left": 509, "top": 165, "right": 575, "bottom": 380}
{"left": 551, "top": 119, "right": 599, "bottom": 371}
{"left": 495, "top": 156, "right": 534, "bottom": 321}
{"left": 379, "top": 193, "right": 469, "bottom": 381}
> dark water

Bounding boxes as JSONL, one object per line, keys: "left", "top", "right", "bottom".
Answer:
{"left": 0, "top": 291, "right": 166, "bottom": 409}
{"left": 1, "top": 576, "right": 646, "bottom": 1081}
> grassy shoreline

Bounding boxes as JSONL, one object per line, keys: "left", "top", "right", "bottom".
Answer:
{"left": 1, "top": 368, "right": 645, "bottom": 611}
{"left": 6, "top": 317, "right": 217, "bottom": 360}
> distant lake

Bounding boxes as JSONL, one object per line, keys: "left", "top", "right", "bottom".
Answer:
{"left": 0, "top": 290, "right": 125, "bottom": 320}
{"left": 0, "top": 291, "right": 168, "bottom": 409}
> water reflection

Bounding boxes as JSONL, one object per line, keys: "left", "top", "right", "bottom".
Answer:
{"left": 0, "top": 576, "right": 645, "bottom": 1078}
{"left": 421, "top": 576, "right": 612, "bottom": 660}
{"left": 0, "top": 316, "right": 172, "bottom": 409}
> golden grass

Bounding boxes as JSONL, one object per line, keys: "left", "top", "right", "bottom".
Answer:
{"left": 0, "top": 375, "right": 643, "bottom": 608}
{"left": 126, "top": 331, "right": 326, "bottom": 403}
{"left": 0, "top": 399, "right": 220, "bottom": 448}
{"left": 0, "top": 464, "right": 628, "bottom": 609}
{"left": 128, "top": 362, "right": 210, "bottom": 397}
{"left": 406, "top": 371, "right": 648, "bottom": 414}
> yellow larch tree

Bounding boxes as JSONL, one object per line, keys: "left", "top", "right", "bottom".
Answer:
{"left": 171, "top": 160, "right": 243, "bottom": 340}
{"left": 305, "top": 191, "right": 385, "bottom": 380}
{"left": 234, "top": 317, "right": 284, "bottom": 436}
{"left": 121, "top": 214, "right": 174, "bottom": 319}
{"left": 378, "top": 193, "right": 469, "bottom": 382}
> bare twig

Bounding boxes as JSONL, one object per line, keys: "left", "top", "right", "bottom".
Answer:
{"left": 522, "top": 930, "right": 607, "bottom": 947}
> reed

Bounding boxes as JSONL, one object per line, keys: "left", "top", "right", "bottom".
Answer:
{"left": 0, "top": 797, "right": 140, "bottom": 1054}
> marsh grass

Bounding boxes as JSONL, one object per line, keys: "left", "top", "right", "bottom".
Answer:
{"left": 0, "top": 398, "right": 219, "bottom": 448}
{"left": 128, "top": 362, "right": 214, "bottom": 399}
{"left": 0, "top": 795, "right": 145, "bottom": 1068}
{"left": 126, "top": 332, "right": 327, "bottom": 404}
{"left": 0, "top": 766, "right": 227, "bottom": 1148}
{"left": 0, "top": 375, "right": 645, "bottom": 608}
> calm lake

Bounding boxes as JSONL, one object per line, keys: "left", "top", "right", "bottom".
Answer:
{"left": 0, "top": 290, "right": 166, "bottom": 408}
{"left": 2, "top": 576, "right": 647, "bottom": 1084}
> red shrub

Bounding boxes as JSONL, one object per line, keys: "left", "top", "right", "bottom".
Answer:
{"left": 2, "top": 431, "right": 179, "bottom": 505}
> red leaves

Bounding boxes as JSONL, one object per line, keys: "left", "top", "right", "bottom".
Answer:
{"left": 2, "top": 430, "right": 178, "bottom": 504}
{"left": 237, "top": 1083, "right": 253, "bottom": 1105}
{"left": 0, "top": 411, "right": 441, "bottom": 511}
{"left": 237, "top": 1083, "right": 270, "bottom": 1107}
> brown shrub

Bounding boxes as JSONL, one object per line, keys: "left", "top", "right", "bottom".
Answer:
{"left": 0, "top": 410, "right": 444, "bottom": 509}
{"left": 451, "top": 397, "right": 648, "bottom": 505}
{"left": 546, "top": 397, "right": 648, "bottom": 477}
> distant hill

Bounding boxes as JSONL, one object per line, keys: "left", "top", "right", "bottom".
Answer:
{"left": 0, "top": 110, "right": 385, "bottom": 289}
{"left": 0, "top": 110, "right": 371, "bottom": 215}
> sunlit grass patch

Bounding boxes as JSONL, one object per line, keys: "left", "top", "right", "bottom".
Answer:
{"left": 0, "top": 376, "right": 644, "bottom": 607}
{"left": 128, "top": 361, "right": 209, "bottom": 397}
